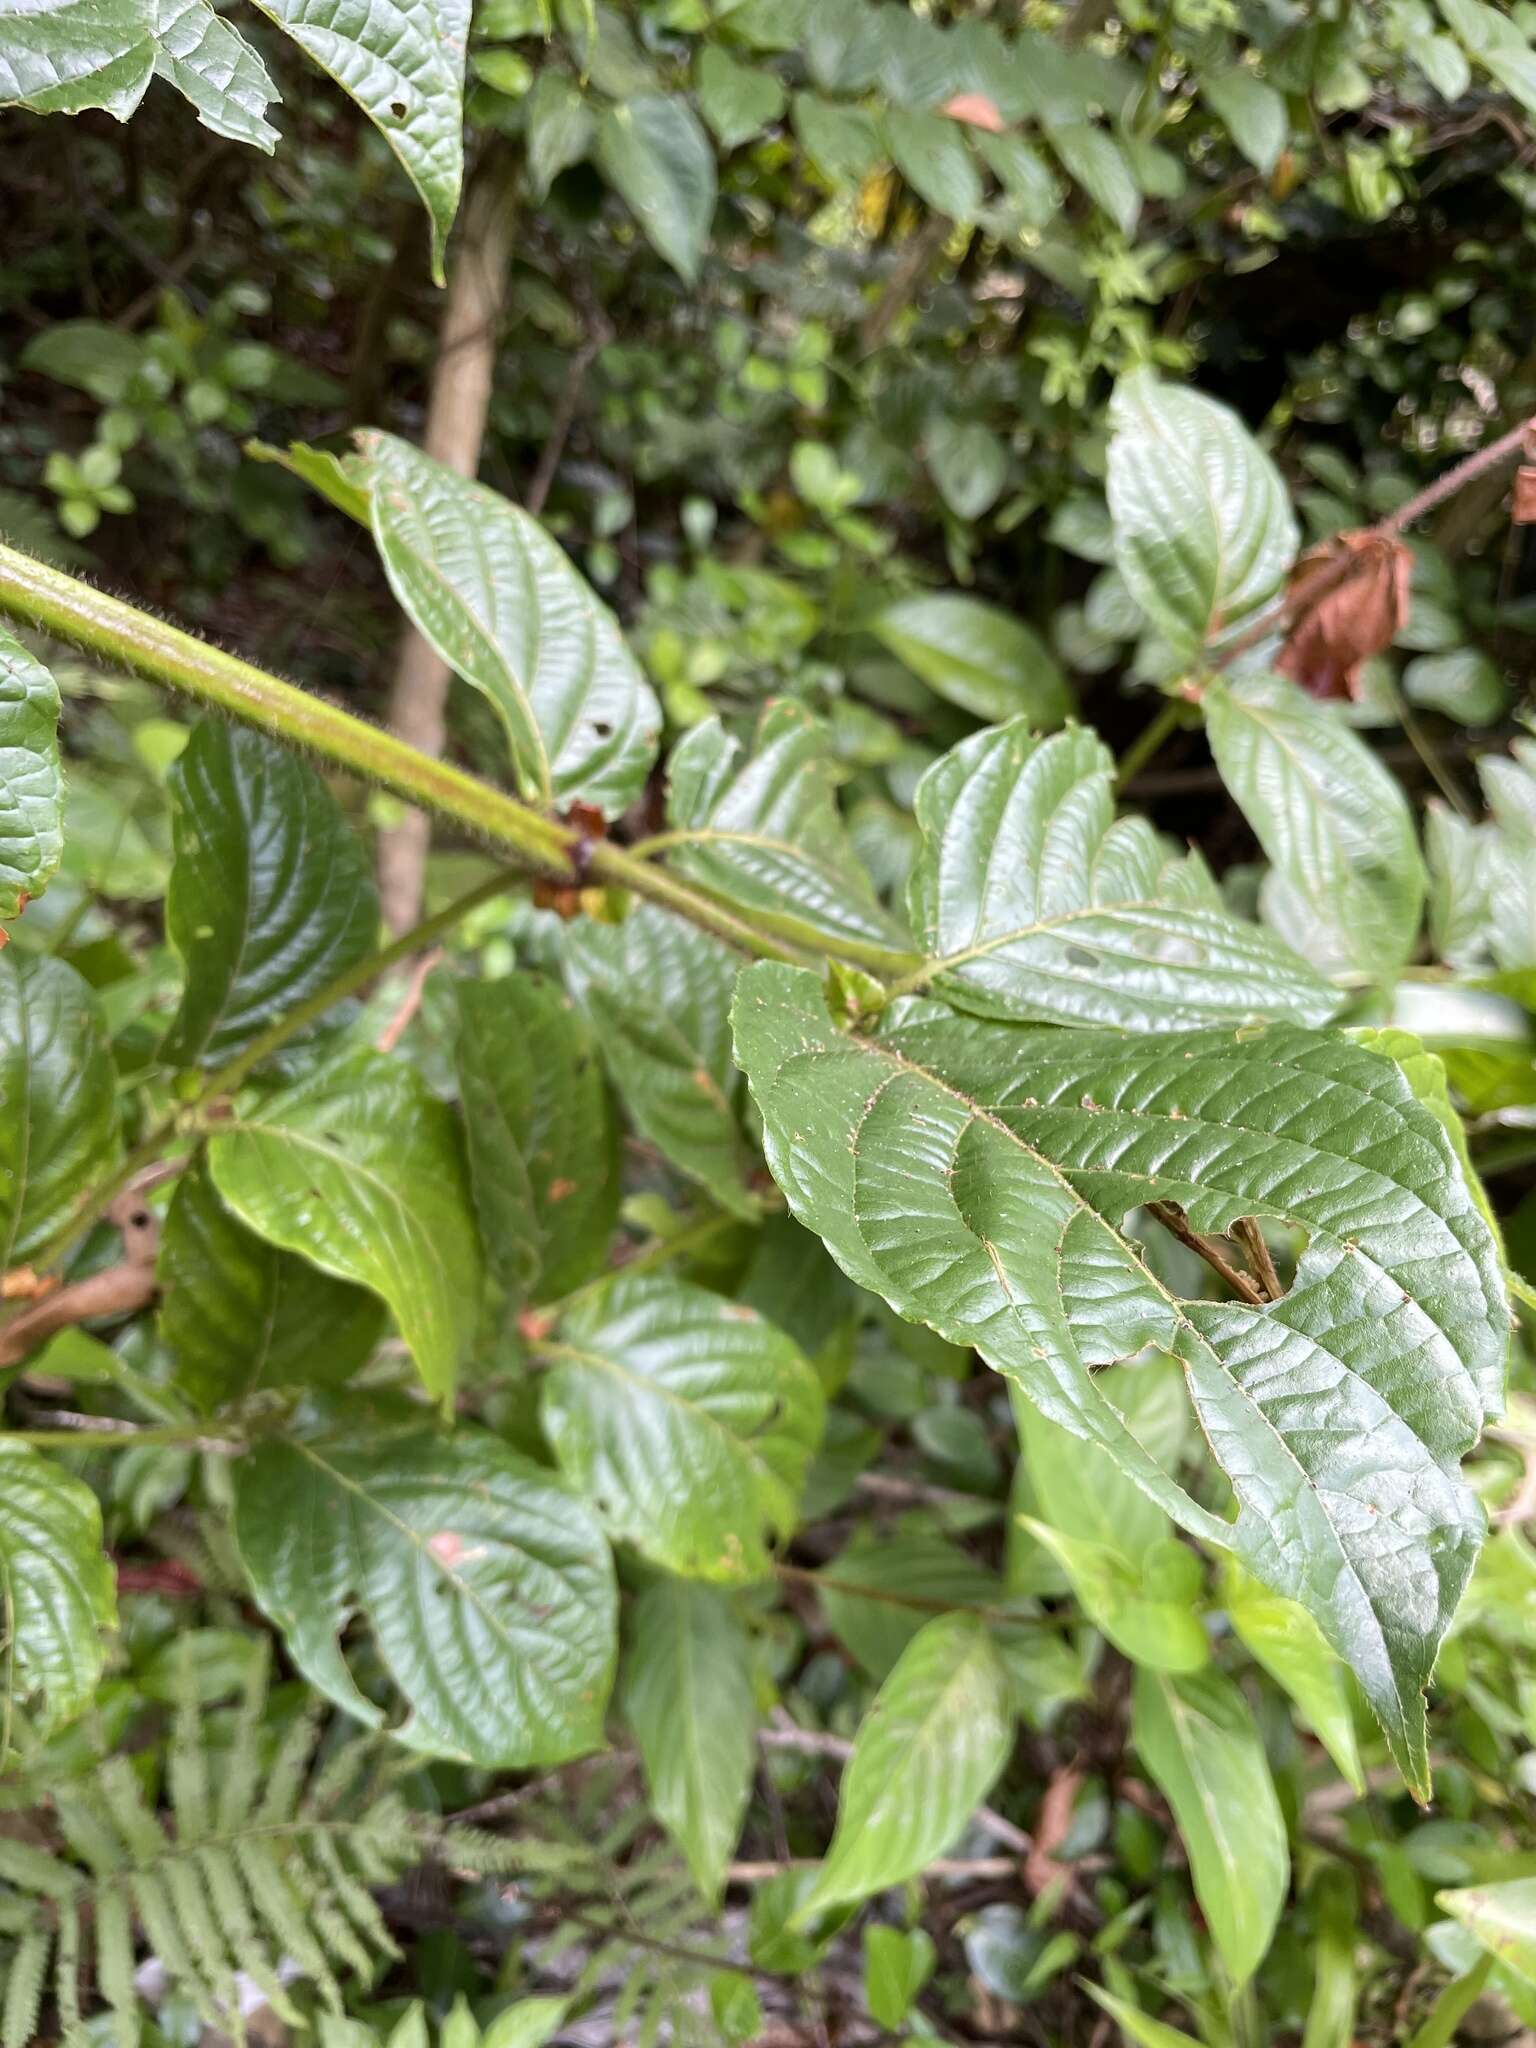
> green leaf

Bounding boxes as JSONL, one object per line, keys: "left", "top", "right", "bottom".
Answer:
{"left": 883, "top": 106, "right": 982, "bottom": 219}
{"left": 1046, "top": 121, "right": 1139, "bottom": 232}
{"left": 0, "top": 629, "right": 63, "bottom": 929}
{"left": 1199, "top": 67, "right": 1286, "bottom": 175}
{"left": 792, "top": 91, "right": 884, "bottom": 184}
{"left": 163, "top": 719, "right": 378, "bottom": 1069}
{"left": 0, "top": 952, "right": 120, "bottom": 1267}
{"left": 926, "top": 416, "right": 1007, "bottom": 522}
{"left": 869, "top": 593, "right": 1073, "bottom": 726}
{"left": 864, "top": 1925, "right": 936, "bottom": 2031}
{"left": 595, "top": 94, "right": 716, "bottom": 283}
{"left": 564, "top": 903, "right": 757, "bottom": 1217}
{"left": 0, "top": 1441, "right": 115, "bottom": 1734}
{"left": 1205, "top": 670, "right": 1426, "bottom": 981}
{"left": 525, "top": 70, "right": 592, "bottom": 198}
{"left": 541, "top": 1272, "right": 823, "bottom": 1580}
{"left": 662, "top": 702, "right": 914, "bottom": 969}
{"left": 149, "top": 0, "right": 279, "bottom": 149}
{"left": 1131, "top": 1666, "right": 1288, "bottom": 1985}
{"left": 453, "top": 973, "right": 618, "bottom": 1303}
{"left": 245, "top": 0, "right": 468, "bottom": 282}
{"left": 1220, "top": 1560, "right": 1363, "bottom": 1793}
{"left": 732, "top": 963, "right": 1507, "bottom": 1794}
{"left": 0, "top": 0, "right": 154, "bottom": 117}
{"left": 1439, "top": 0, "right": 1536, "bottom": 119}
{"left": 1084, "top": 1984, "right": 1201, "bottom": 2048}
{"left": 696, "top": 45, "right": 784, "bottom": 149}
{"left": 904, "top": 719, "right": 1337, "bottom": 1029}
{"left": 158, "top": 1157, "right": 384, "bottom": 1413}
{"left": 234, "top": 1423, "right": 616, "bottom": 1765}
{"left": 620, "top": 1577, "right": 756, "bottom": 1900}
{"left": 1438, "top": 1876, "right": 1536, "bottom": 1987}
{"left": 479, "top": 1999, "right": 572, "bottom": 2048}
{"left": 1107, "top": 371, "right": 1297, "bottom": 662}
{"left": 800, "top": 1612, "right": 1012, "bottom": 1916}
{"left": 356, "top": 431, "right": 661, "bottom": 814}
{"left": 207, "top": 1051, "right": 482, "bottom": 1409}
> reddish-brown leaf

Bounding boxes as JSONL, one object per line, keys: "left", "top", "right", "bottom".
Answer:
{"left": 1514, "top": 464, "right": 1536, "bottom": 525}
{"left": 1276, "top": 529, "right": 1412, "bottom": 700}
{"left": 943, "top": 91, "right": 1006, "bottom": 132}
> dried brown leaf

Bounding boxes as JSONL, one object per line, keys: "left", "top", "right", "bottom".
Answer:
{"left": 1276, "top": 529, "right": 1412, "bottom": 699}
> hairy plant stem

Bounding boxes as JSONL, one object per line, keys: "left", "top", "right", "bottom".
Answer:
{"left": 0, "top": 541, "right": 804, "bottom": 967}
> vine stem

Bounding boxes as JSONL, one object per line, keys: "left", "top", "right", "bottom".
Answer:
{"left": 0, "top": 541, "right": 803, "bottom": 967}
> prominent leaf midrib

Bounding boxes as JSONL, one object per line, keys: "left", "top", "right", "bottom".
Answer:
{"left": 858, "top": 1631, "right": 995, "bottom": 1789}
{"left": 1157, "top": 1680, "right": 1245, "bottom": 1899}
{"left": 914, "top": 892, "right": 1295, "bottom": 984}
{"left": 543, "top": 1339, "right": 783, "bottom": 1489}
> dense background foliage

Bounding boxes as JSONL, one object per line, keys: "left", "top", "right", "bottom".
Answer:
{"left": 8, "top": 1, "right": 1536, "bottom": 2043}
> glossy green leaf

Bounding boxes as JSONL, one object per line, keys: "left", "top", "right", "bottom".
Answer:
{"left": 817, "top": 1529, "right": 1005, "bottom": 1681}
{"left": 525, "top": 70, "right": 593, "bottom": 198}
{"left": 1438, "top": 1876, "right": 1536, "bottom": 1987}
{"left": 621, "top": 1576, "right": 756, "bottom": 1900}
{"left": 926, "top": 416, "right": 1007, "bottom": 522}
{"left": 207, "top": 1051, "right": 482, "bottom": 1409}
{"left": 541, "top": 1273, "right": 823, "bottom": 1580}
{"left": 149, "top": 0, "right": 279, "bottom": 149}
{"left": 1206, "top": 671, "right": 1426, "bottom": 982}
{"left": 163, "top": 718, "right": 378, "bottom": 1068}
{"left": 663, "top": 702, "right": 914, "bottom": 968}
{"left": 864, "top": 1925, "right": 936, "bottom": 2031}
{"left": 1220, "top": 1560, "right": 1363, "bottom": 1793}
{"left": 1046, "top": 121, "right": 1139, "bottom": 232}
{"left": 1084, "top": 1985, "right": 1201, "bottom": 2048}
{"left": 234, "top": 1423, "right": 616, "bottom": 1765}
{"left": 0, "top": 1441, "right": 116, "bottom": 1733}
{"left": 0, "top": 0, "right": 153, "bottom": 116}
{"left": 904, "top": 720, "right": 1337, "bottom": 1029}
{"left": 158, "top": 1157, "right": 383, "bottom": 1413}
{"left": 696, "top": 45, "right": 784, "bottom": 149}
{"left": 1199, "top": 67, "right": 1286, "bottom": 175}
{"left": 564, "top": 903, "right": 757, "bottom": 1217}
{"left": 0, "top": 952, "right": 120, "bottom": 1266}
{"left": 1107, "top": 370, "right": 1297, "bottom": 662}
{"left": 1131, "top": 1665, "right": 1288, "bottom": 1985}
{"left": 356, "top": 431, "right": 661, "bottom": 814}
{"left": 246, "top": 0, "right": 468, "bottom": 281}
{"left": 0, "top": 629, "right": 63, "bottom": 928}
{"left": 800, "top": 1612, "right": 1012, "bottom": 1916}
{"left": 870, "top": 593, "right": 1072, "bottom": 727}
{"left": 453, "top": 973, "right": 618, "bottom": 1302}
{"left": 595, "top": 94, "right": 716, "bottom": 284}
{"left": 479, "top": 1999, "right": 571, "bottom": 2048}
{"left": 733, "top": 963, "right": 1506, "bottom": 1793}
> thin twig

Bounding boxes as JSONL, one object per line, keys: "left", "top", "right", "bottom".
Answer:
{"left": 1231, "top": 1217, "right": 1283, "bottom": 1303}
{"left": 525, "top": 327, "right": 608, "bottom": 519}
{"left": 1145, "top": 1202, "right": 1265, "bottom": 1305}
{"left": 375, "top": 946, "right": 443, "bottom": 1052}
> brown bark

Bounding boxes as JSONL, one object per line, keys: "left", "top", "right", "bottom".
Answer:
{"left": 376, "top": 166, "right": 518, "bottom": 937}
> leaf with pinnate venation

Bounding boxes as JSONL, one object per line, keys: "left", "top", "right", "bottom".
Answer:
{"left": 0, "top": 0, "right": 278, "bottom": 139}
{"left": 0, "top": 630, "right": 63, "bottom": 932}
{"left": 662, "top": 703, "right": 914, "bottom": 970}
{"left": 356, "top": 432, "right": 660, "bottom": 815}
{"left": 1219, "top": 1560, "right": 1363, "bottom": 1793}
{"left": 1107, "top": 371, "right": 1297, "bottom": 662}
{"left": 800, "top": 1613, "right": 1012, "bottom": 1917}
{"left": 594, "top": 94, "right": 716, "bottom": 284}
{"left": 1438, "top": 1876, "right": 1536, "bottom": 1987}
{"left": 1206, "top": 670, "right": 1426, "bottom": 982}
{"left": 621, "top": 1577, "right": 757, "bottom": 1901}
{"left": 0, "top": 952, "right": 120, "bottom": 1267}
{"left": 869, "top": 593, "right": 1072, "bottom": 727}
{"left": 163, "top": 719, "right": 378, "bottom": 1069}
{"left": 1131, "top": 1666, "right": 1288, "bottom": 1985}
{"left": 158, "top": 1158, "right": 383, "bottom": 1413}
{"left": 207, "top": 1051, "right": 481, "bottom": 1409}
{"left": 564, "top": 904, "right": 757, "bottom": 1218}
{"left": 733, "top": 963, "right": 1507, "bottom": 1795}
{"left": 540, "top": 1273, "right": 823, "bottom": 1581}
{"left": 697, "top": 45, "right": 785, "bottom": 149}
{"left": 233, "top": 1422, "right": 616, "bottom": 1766}
{"left": 246, "top": 0, "right": 468, "bottom": 280}
{"left": 0, "top": 1441, "right": 116, "bottom": 1734}
{"left": 902, "top": 720, "right": 1336, "bottom": 1029}
{"left": 149, "top": 0, "right": 278, "bottom": 148}
{"left": 453, "top": 973, "right": 618, "bottom": 1303}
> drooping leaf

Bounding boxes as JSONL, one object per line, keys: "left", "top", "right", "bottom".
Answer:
{"left": 245, "top": 0, "right": 468, "bottom": 281}
{"left": 1044, "top": 121, "right": 1140, "bottom": 232}
{"left": 0, "top": 952, "right": 120, "bottom": 1267}
{"left": 1219, "top": 1560, "right": 1363, "bottom": 1793}
{"left": 1199, "top": 67, "right": 1286, "bottom": 175}
{"left": 662, "top": 703, "right": 914, "bottom": 969}
{"left": 594, "top": 94, "right": 716, "bottom": 284}
{"left": 1107, "top": 370, "right": 1297, "bottom": 662}
{"left": 733, "top": 963, "right": 1507, "bottom": 1793}
{"left": 149, "top": 0, "right": 279, "bottom": 149}
{"left": 163, "top": 718, "right": 378, "bottom": 1068}
{"left": 453, "top": 973, "right": 618, "bottom": 1303}
{"left": 0, "top": 1441, "right": 116, "bottom": 1733}
{"left": 355, "top": 431, "right": 661, "bottom": 814}
{"left": 869, "top": 593, "right": 1072, "bottom": 727}
{"left": 883, "top": 106, "right": 983, "bottom": 219}
{"left": 800, "top": 1613, "right": 1012, "bottom": 1917}
{"left": 1205, "top": 670, "right": 1426, "bottom": 982}
{"left": 234, "top": 1423, "right": 616, "bottom": 1766}
{"left": 564, "top": 903, "right": 757, "bottom": 1218}
{"left": 207, "top": 1051, "right": 481, "bottom": 1409}
{"left": 0, "top": 0, "right": 153, "bottom": 117}
{"left": 525, "top": 70, "right": 594, "bottom": 198}
{"left": 620, "top": 1577, "right": 757, "bottom": 1900}
{"left": 0, "top": 629, "right": 63, "bottom": 931}
{"left": 903, "top": 720, "right": 1336, "bottom": 1029}
{"left": 1131, "top": 1666, "right": 1288, "bottom": 1986}
{"left": 1438, "top": 1876, "right": 1536, "bottom": 1987}
{"left": 158, "top": 1158, "right": 384, "bottom": 1413}
{"left": 540, "top": 1273, "right": 823, "bottom": 1580}
{"left": 696, "top": 45, "right": 785, "bottom": 149}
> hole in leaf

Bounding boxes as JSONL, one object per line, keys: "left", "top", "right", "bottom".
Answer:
{"left": 592, "top": 720, "right": 613, "bottom": 738}
{"left": 389, "top": 98, "right": 408, "bottom": 118}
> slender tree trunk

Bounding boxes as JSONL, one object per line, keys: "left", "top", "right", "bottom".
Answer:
{"left": 376, "top": 164, "right": 517, "bottom": 936}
